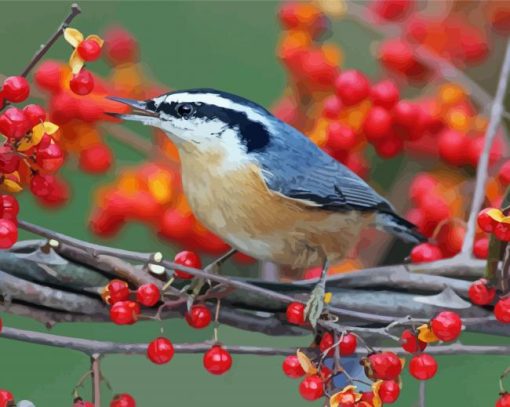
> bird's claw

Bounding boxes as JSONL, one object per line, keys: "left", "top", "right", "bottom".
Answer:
{"left": 305, "top": 283, "right": 326, "bottom": 328}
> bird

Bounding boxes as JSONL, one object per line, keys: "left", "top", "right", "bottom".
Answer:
{"left": 108, "top": 88, "right": 425, "bottom": 324}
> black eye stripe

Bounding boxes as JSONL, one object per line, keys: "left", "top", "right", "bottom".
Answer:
{"left": 145, "top": 99, "right": 271, "bottom": 153}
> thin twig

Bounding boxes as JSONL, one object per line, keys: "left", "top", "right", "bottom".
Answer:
{"left": 419, "top": 381, "right": 426, "bottom": 407}
{"left": 21, "top": 4, "right": 82, "bottom": 77}
{"left": 91, "top": 354, "right": 101, "bottom": 407}
{"left": 462, "top": 38, "right": 510, "bottom": 255}
{"left": 2, "top": 326, "right": 510, "bottom": 357}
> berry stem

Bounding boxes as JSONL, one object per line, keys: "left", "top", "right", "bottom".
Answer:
{"left": 418, "top": 381, "right": 426, "bottom": 407}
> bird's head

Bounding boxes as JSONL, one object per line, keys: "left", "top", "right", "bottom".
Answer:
{"left": 108, "top": 89, "right": 273, "bottom": 161}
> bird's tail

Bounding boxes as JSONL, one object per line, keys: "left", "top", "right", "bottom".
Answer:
{"left": 376, "top": 211, "right": 426, "bottom": 244}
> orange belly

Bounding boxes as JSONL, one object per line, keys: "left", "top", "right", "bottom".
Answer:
{"left": 180, "top": 153, "right": 374, "bottom": 268}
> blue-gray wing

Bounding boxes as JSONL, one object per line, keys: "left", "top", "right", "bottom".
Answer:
{"left": 255, "top": 120, "right": 393, "bottom": 212}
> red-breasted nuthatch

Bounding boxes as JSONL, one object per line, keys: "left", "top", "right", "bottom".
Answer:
{"left": 109, "top": 89, "right": 424, "bottom": 320}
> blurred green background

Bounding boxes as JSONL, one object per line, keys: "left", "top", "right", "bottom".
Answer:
{"left": 0, "top": 1, "right": 508, "bottom": 406}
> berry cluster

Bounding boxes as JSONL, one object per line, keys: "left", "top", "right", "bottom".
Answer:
{"left": 64, "top": 28, "right": 104, "bottom": 96}
{"left": 0, "top": 74, "right": 68, "bottom": 246}
{"left": 467, "top": 277, "right": 510, "bottom": 324}
{"left": 281, "top": 309, "right": 463, "bottom": 404}
{"left": 274, "top": 2, "right": 497, "bottom": 182}
{"left": 102, "top": 249, "right": 231, "bottom": 376}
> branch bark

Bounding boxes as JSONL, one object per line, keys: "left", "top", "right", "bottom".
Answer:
{"left": 2, "top": 326, "right": 510, "bottom": 357}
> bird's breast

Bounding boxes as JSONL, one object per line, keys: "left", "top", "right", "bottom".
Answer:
{"left": 178, "top": 148, "right": 373, "bottom": 267}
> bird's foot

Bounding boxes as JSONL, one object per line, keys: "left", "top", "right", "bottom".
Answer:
{"left": 305, "top": 283, "right": 326, "bottom": 328}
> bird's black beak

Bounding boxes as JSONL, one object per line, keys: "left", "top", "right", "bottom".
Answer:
{"left": 106, "top": 96, "right": 159, "bottom": 121}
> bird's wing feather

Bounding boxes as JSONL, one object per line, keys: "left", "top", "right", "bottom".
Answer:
{"left": 256, "top": 120, "right": 393, "bottom": 212}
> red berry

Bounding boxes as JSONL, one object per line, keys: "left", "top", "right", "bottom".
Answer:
{"left": 0, "top": 145, "right": 20, "bottom": 174}
{"left": 497, "top": 393, "right": 510, "bottom": 407}
{"left": 477, "top": 208, "right": 499, "bottom": 233}
{"left": 393, "top": 101, "right": 421, "bottom": 133}
{"left": 110, "top": 393, "right": 136, "bottom": 407}
{"left": 147, "top": 337, "right": 174, "bottom": 364}
{"left": 0, "top": 219, "right": 17, "bottom": 249}
{"left": 173, "top": 250, "right": 201, "bottom": 279}
{"left": 104, "top": 279, "right": 130, "bottom": 304}
{"left": 79, "top": 144, "right": 113, "bottom": 173}
{"left": 77, "top": 39, "right": 102, "bottom": 62}
{"left": 420, "top": 194, "right": 450, "bottom": 224}
{"left": 360, "top": 391, "right": 375, "bottom": 404}
{"left": 468, "top": 279, "right": 496, "bottom": 305}
{"left": 437, "top": 130, "right": 468, "bottom": 166}
{"left": 378, "top": 380, "right": 401, "bottom": 403}
{"left": 0, "top": 107, "right": 30, "bottom": 139}
{"left": 334, "top": 70, "right": 370, "bottom": 106}
{"left": 374, "top": 136, "right": 404, "bottom": 158}
{"left": 136, "top": 283, "right": 160, "bottom": 307}
{"left": 410, "top": 243, "right": 442, "bottom": 263}
{"left": 70, "top": 69, "right": 94, "bottom": 95}
{"left": 319, "top": 332, "right": 334, "bottom": 355}
{"left": 473, "top": 237, "right": 489, "bottom": 259}
{"left": 495, "top": 222, "right": 510, "bottom": 242}
{"left": 322, "top": 95, "right": 343, "bottom": 119}
{"left": 326, "top": 123, "right": 357, "bottom": 151}
{"left": 35, "top": 175, "right": 69, "bottom": 208}
{"left": 104, "top": 27, "right": 139, "bottom": 65}
{"left": 158, "top": 209, "right": 193, "bottom": 241}
{"left": 299, "top": 375, "right": 324, "bottom": 401}
{"left": 23, "top": 104, "right": 46, "bottom": 128}
{"left": 339, "top": 333, "right": 357, "bottom": 356}
{"left": 363, "top": 106, "right": 392, "bottom": 142}
{"left": 185, "top": 304, "right": 212, "bottom": 329}
{"left": 0, "top": 390, "right": 14, "bottom": 406}
{"left": 430, "top": 311, "right": 462, "bottom": 342}
{"left": 203, "top": 345, "right": 232, "bottom": 375}
{"left": 379, "top": 39, "right": 428, "bottom": 80}
{"left": 373, "top": 0, "right": 412, "bottom": 21}
{"left": 36, "top": 139, "right": 64, "bottom": 172}
{"left": 2, "top": 76, "right": 30, "bottom": 103}
{"left": 282, "top": 355, "right": 305, "bottom": 379}
{"left": 109, "top": 300, "right": 140, "bottom": 325}
{"left": 370, "top": 79, "right": 400, "bottom": 109}
{"left": 410, "top": 174, "right": 438, "bottom": 205}
{"left": 74, "top": 398, "right": 94, "bottom": 407}
{"left": 0, "top": 195, "right": 19, "bottom": 221}
{"left": 35, "top": 60, "right": 63, "bottom": 92}
{"left": 401, "top": 329, "right": 427, "bottom": 353}
{"left": 368, "top": 352, "right": 402, "bottom": 380}
{"left": 409, "top": 354, "right": 437, "bottom": 380}
{"left": 495, "top": 298, "right": 510, "bottom": 323}
{"left": 286, "top": 302, "right": 305, "bottom": 325}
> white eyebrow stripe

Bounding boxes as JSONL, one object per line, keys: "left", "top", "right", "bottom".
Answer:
{"left": 163, "top": 92, "right": 272, "bottom": 129}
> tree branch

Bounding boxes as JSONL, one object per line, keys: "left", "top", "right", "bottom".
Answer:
{"left": 21, "top": 4, "right": 82, "bottom": 78}
{"left": 2, "top": 326, "right": 510, "bottom": 358}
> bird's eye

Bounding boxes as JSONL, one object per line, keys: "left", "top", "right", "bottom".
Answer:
{"left": 175, "top": 103, "right": 194, "bottom": 118}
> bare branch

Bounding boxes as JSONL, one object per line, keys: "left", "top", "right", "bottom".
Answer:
{"left": 2, "top": 326, "right": 510, "bottom": 358}
{"left": 21, "top": 4, "right": 82, "bottom": 77}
